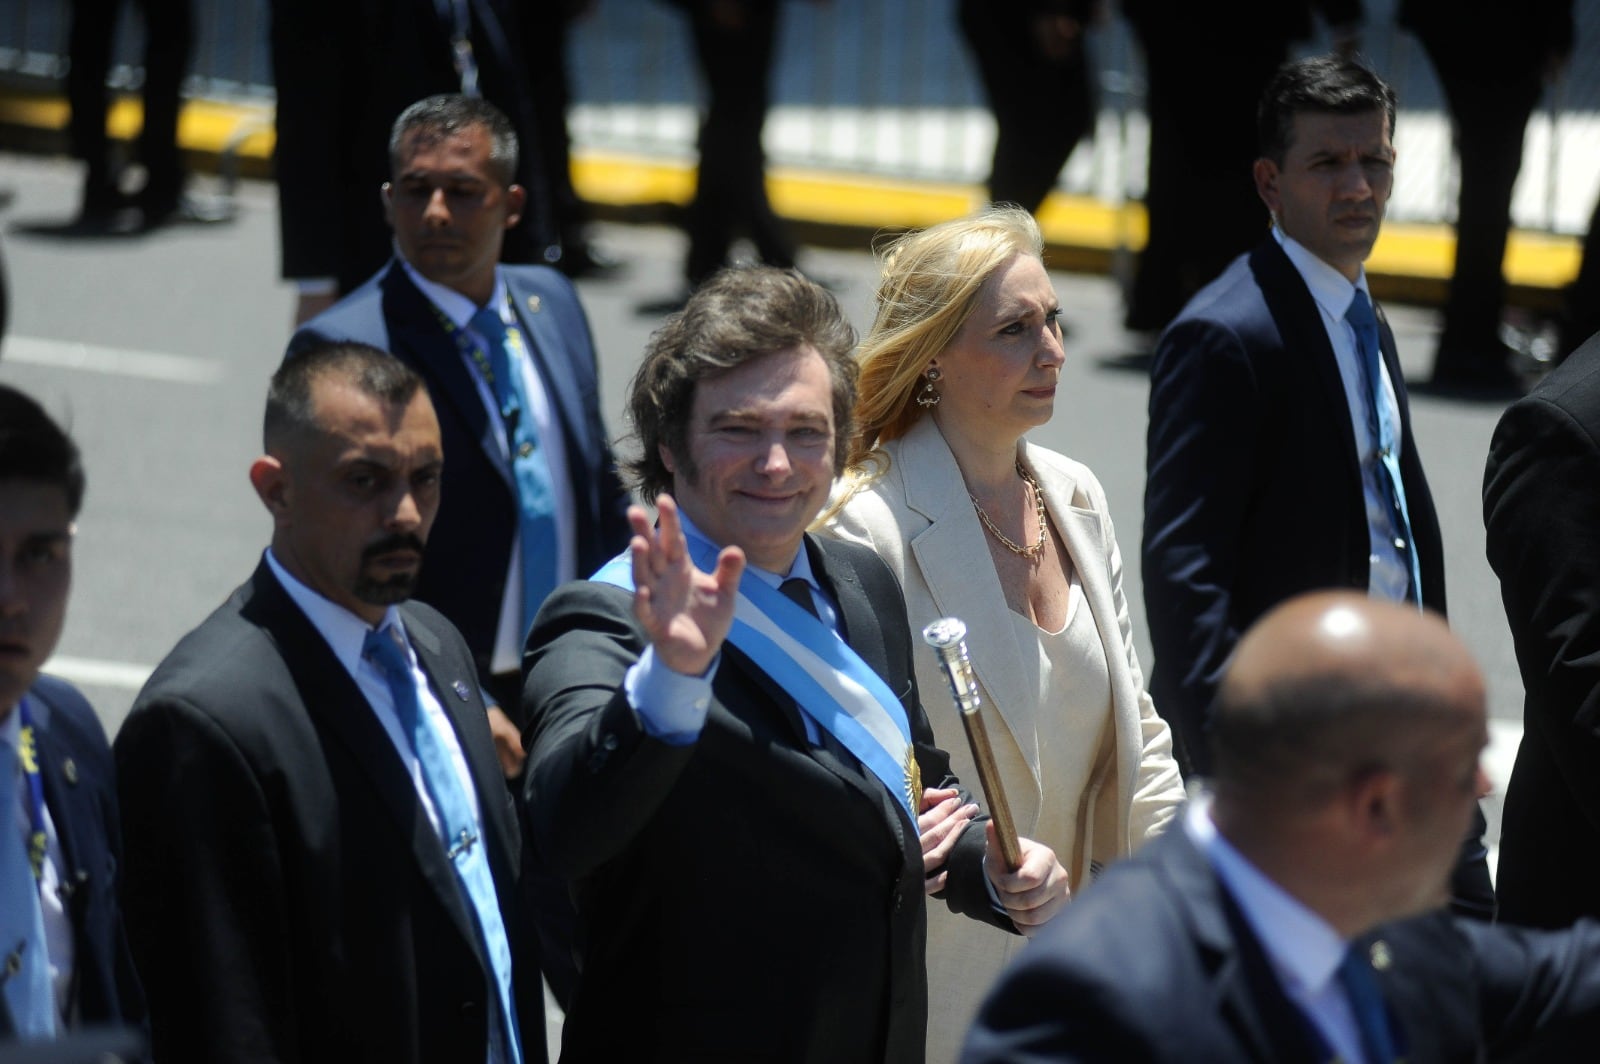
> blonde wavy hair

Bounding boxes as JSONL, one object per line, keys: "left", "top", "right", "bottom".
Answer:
{"left": 826, "top": 206, "right": 1044, "bottom": 516}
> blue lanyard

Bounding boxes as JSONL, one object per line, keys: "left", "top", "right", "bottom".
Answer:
{"left": 15, "top": 698, "right": 48, "bottom": 882}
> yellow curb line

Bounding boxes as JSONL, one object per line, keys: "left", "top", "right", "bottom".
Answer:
{"left": 1, "top": 92, "right": 1581, "bottom": 293}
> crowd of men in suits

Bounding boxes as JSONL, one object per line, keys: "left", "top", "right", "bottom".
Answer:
{"left": 12, "top": 49, "right": 1600, "bottom": 1064}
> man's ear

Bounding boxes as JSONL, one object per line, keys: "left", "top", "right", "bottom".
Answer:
{"left": 1342, "top": 767, "right": 1403, "bottom": 846}
{"left": 659, "top": 442, "right": 677, "bottom": 475}
{"left": 505, "top": 183, "right": 526, "bottom": 230}
{"left": 381, "top": 181, "right": 395, "bottom": 227}
{"left": 1252, "top": 157, "right": 1281, "bottom": 218}
{"left": 249, "top": 456, "right": 292, "bottom": 527}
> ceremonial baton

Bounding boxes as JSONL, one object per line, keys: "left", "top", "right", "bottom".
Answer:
{"left": 921, "top": 617, "right": 1022, "bottom": 871}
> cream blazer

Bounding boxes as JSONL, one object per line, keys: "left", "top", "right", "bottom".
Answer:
{"left": 822, "top": 416, "right": 1185, "bottom": 1062}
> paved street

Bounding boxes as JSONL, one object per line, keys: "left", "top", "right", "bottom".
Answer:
{"left": 0, "top": 149, "right": 1526, "bottom": 854}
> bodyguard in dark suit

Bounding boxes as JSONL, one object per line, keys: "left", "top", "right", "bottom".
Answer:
{"left": 1484, "top": 332, "right": 1600, "bottom": 928}
{"left": 523, "top": 267, "right": 1070, "bottom": 1061}
{"left": 0, "top": 386, "right": 145, "bottom": 1048}
{"left": 1143, "top": 56, "right": 1441, "bottom": 770}
{"left": 966, "top": 593, "right": 1600, "bottom": 1063}
{"left": 292, "top": 96, "right": 631, "bottom": 757}
{"left": 1142, "top": 54, "right": 1492, "bottom": 918}
{"left": 114, "top": 344, "right": 544, "bottom": 1063}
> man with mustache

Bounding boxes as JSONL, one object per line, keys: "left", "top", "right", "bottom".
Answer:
{"left": 1140, "top": 55, "right": 1494, "bottom": 916}
{"left": 114, "top": 342, "right": 546, "bottom": 1063}
{"left": 291, "top": 94, "right": 630, "bottom": 782}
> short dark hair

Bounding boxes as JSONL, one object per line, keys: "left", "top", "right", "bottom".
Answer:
{"left": 1258, "top": 54, "right": 1396, "bottom": 165}
{"left": 268, "top": 340, "right": 426, "bottom": 450}
{"left": 0, "top": 385, "right": 85, "bottom": 517}
{"left": 388, "top": 94, "right": 519, "bottom": 186}
{"left": 623, "top": 267, "right": 859, "bottom": 501}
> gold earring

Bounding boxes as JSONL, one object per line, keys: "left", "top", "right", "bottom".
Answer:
{"left": 916, "top": 367, "right": 942, "bottom": 409}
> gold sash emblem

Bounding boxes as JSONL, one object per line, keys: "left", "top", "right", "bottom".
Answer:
{"left": 904, "top": 747, "right": 922, "bottom": 813}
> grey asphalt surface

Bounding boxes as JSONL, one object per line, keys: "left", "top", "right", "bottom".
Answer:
{"left": 0, "top": 149, "right": 1525, "bottom": 846}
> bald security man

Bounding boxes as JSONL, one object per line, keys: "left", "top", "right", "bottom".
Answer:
{"left": 966, "top": 593, "right": 1600, "bottom": 1063}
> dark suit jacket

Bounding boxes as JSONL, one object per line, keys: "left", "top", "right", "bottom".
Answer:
{"left": 1485, "top": 334, "right": 1600, "bottom": 929}
{"left": 7, "top": 677, "right": 146, "bottom": 1042}
{"left": 291, "top": 260, "right": 632, "bottom": 694}
{"left": 113, "top": 561, "right": 545, "bottom": 1064}
{"left": 522, "top": 534, "right": 1009, "bottom": 1062}
{"left": 963, "top": 823, "right": 1600, "bottom": 1063}
{"left": 269, "top": 0, "right": 555, "bottom": 292}
{"left": 1142, "top": 237, "right": 1446, "bottom": 775}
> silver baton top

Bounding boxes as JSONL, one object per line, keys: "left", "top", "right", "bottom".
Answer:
{"left": 921, "top": 617, "right": 981, "bottom": 713}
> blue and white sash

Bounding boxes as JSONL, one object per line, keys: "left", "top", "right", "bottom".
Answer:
{"left": 592, "top": 544, "right": 920, "bottom": 828}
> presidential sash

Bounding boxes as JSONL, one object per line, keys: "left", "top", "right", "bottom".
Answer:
{"left": 592, "top": 544, "right": 921, "bottom": 828}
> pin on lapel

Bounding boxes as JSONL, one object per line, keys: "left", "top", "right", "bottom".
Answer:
{"left": 452, "top": 680, "right": 471, "bottom": 701}
{"left": 526, "top": 295, "right": 542, "bottom": 314}
{"left": 1368, "top": 940, "right": 1392, "bottom": 971}
{"left": 62, "top": 758, "right": 78, "bottom": 785}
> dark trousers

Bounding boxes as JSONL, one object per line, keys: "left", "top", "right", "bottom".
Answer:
{"left": 67, "top": 0, "right": 193, "bottom": 210}
{"left": 958, "top": 0, "right": 1094, "bottom": 213}
{"left": 1124, "top": 23, "right": 1283, "bottom": 331}
{"left": 1422, "top": 38, "right": 1546, "bottom": 375}
{"left": 684, "top": 1, "right": 796, "bottom": 286}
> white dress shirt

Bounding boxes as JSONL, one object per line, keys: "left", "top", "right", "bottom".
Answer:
{"left": 399, "top": 255, "right": 576, "bottom": 673}
{"left": 1273, "top": 227, "right": 1411, "bottom": 602}
{"left": 264, "top": 549, "right": 481, "bottom": 838}
{"left": 1187, "top": 796, "right": 1369, "bottom": 1064}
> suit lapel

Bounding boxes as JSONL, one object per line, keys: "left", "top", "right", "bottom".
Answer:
{"left": 244, "top": 563, "right": 484, "bottom": 957}
{"left": 741, "top": 536, "right": 906, "bottom": 848}
{"left": 897, "top": 419, "right": 1041, "bottom": 785}
{"left": 506, "top": 272, "right": 587, "bottom": 462}
{"left": 29, "top": 704, "right": 84, "bottom": 924}
{"left": 1252, "top": 240, "right": 1362, "bottom": 484}
{"left": 381, "top": 263, "right": 514, "bottom": 493}
{"left": 1156, "top": 828, "right": 1318, "bottom": 1063}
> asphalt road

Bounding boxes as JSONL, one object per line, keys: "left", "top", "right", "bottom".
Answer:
{"left": 0, "top": 149, "right": 1526, "bottom": 850}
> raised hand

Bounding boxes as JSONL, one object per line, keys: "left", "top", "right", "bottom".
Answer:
{"left": 629, "top": 495, "right": 745, "bottom": 676}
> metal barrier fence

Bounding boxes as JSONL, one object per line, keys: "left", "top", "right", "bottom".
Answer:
{"left": 3, "top": 0, "right": 1599, "bottom": 232}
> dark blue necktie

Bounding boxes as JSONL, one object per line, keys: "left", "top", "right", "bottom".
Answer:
{"left": 471, "top": 305, "right": 559, "bottom": 638}
{"left": 1346, "top": 290, "right": 1422, "bottom": 604}
{"left": 0, "top": 731, "right": 55, "bottom": 1037}
{"left": 1339, "top": 945, "right": 1398, "bottom": 1064}
{"left": 364, "top": 626, "right": 522, "bottom": 1064}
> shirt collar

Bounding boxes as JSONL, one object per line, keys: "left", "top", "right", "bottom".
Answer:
{"left": 1186, "top": 794, "right": 1348, "bottom": 998}
{"left": 265, "top": 548, "right": 406, "bottom": 671}
{"left": 396, "top": 252, "right": 510, "bottom": 328}
{"left": 676, "top": 510, "right": 813, "bottom": 591}
{"left": 1272, "top": 226, "right": 1371, "bottom": 323}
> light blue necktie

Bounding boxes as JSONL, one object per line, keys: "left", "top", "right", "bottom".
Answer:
{"left": 0, "top": 732, "right": 55, "bottom": 1039}
{"left": 1346, "top": 290, "right": 1423, "bottom": 605}
{"left": 363, "top": 627, "right": 522, "bottom": 1064}
{"left": 1339, "top": 945, "right": 1399, "bottom": 1064}
{"left": 471, "top": 306, "right": 560, "bottom": 637}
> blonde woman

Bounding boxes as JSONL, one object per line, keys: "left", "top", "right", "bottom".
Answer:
{"left": 821, "top": 206, "right": 1185, "bottom": 1062}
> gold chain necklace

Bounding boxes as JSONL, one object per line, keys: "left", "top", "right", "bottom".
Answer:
{"left": 970, "top": 460, "right": 1048, "bottom": 558}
